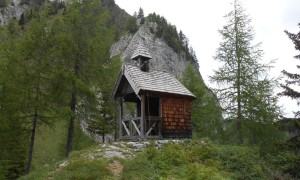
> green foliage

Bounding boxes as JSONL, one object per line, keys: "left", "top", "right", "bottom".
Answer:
{"left": 280, "top": 23, "right": 300, "bottom": 117}
{"left": 46, "top": 0, "right": 117, "bottom": 156}
{"left": 0, "top": 118, "right": 27, "bottom": 179}
{"left": 18, "top": 13, "right": 25, "bottom": 28}
{"left": 53, "top": 159, "right": 112, "bottom": 179}
{"left": 215, "top": 145, "right": 268, "bottom": 179}
{"left": 210, "top": 0, "right": 282, "bottom": 145}
{"left": 181, "top": 63, "right": 223, "bottom": 141}
{"left": 126, "top": 16, "right": 138, "bottom": 33}
{"left": 73, "top": 123, "right": 96, "bottom": 151}
{"left": 137, "top": 7, "right": 144, "bottom": 19}
{"left": 147, "top": 13, "right": 198, "bottom": 67}
{"left": 47, "top": 0, "right": 66, "bottom": 16}
{"left": 19, "top": 148, "right": 113, "bottom": 180}
{"left": 122, "top": 141, "right": 271, "bottom": 179}
{"left": 261, "top": 142, "right": 300, "bottom": 179}
{"left": 0, "top": 0, "right": 119, "bottom": 177}
{"left": 137, "top": 8, "right": 144, "bottom": 25}
{"left": 19, "top": 0, "right": 30, "bottom": 5}
{"left": 19, "top": 141, "right": 295, "bottom": 179}
{"left": 85, "top": 57, "right": 121, "bottom": 142}
{"left": 0, "top": 0, "right": 8, "bottom": 8}
{"left": 31, "top": 120, "right": 67, "bottom": 170}
{"left": 0, "top": 17, "right": 29, "bottom": 179}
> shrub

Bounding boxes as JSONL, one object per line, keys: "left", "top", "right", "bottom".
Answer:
{"left": 0, "top": 0, "right": 7, "bottom": 8}
{"left": 123, "top": 141, "right": 269, "bottom": 179}
{"left": 266, "top": 148, "right": 300, "bottom": 178}
{"left": 214, "top": 145, "right": 269, "bottom": 179}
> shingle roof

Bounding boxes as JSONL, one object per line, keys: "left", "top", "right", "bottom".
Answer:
{"left": 123, "top": 65, "right": 195, "bottom": 98}
{"left": 131, "top": 43, "right": 152, "bottom": 60}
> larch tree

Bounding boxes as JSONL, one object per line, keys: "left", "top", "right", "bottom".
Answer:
{"left": 210, "top": 0, "right": 281, "bottom": 144}
{"left": 50, "top": 0, "right": 115, "bottom": 157}
{"left": 0, "top": 19, "right": 28, "bottom": 179}
{"left": 0, "top": 10, "right": 59, "bottom": 174}
{"left": 20, "top": 14, "right": 58, "bottom": 174}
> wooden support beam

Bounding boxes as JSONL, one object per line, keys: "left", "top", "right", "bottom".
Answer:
{"left": 146, "top": 122, "right": 157, "bottom": 136}
{"left": 119, "top": 99, "right": 123, "bottom": 139}
{"left": 140, "top": 95, "right": 145, "bottom": 138}
{"left": 159, "top": 98, "right": 162, "bottom": 137}
{"left": 122, "top": 121, "right": 130, "bottom": 136}
{"left": 132, "top": 120, "right": 141, "bottom": 136}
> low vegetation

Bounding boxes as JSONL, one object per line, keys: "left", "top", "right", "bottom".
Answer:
{"left": 19, "top": 140, "right": 298, "bottom": 179}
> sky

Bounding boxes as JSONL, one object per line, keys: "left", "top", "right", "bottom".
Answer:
{"left": 114, "top": 0, "right": 300, "bottom": 117}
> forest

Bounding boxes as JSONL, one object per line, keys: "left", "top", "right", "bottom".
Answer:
{"left": 0, "top": 0, "right": 299, "bottom": 179}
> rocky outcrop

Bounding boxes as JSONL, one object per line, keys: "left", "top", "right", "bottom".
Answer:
{"left": 110, "top": 23, "right": 195, "bottom": 77}
{"left": 0, "top": 0, "right": 28, "bottom": 26}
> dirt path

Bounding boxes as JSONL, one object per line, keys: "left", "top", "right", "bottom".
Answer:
{"left": 108, "top": 160, "right": 123, "bottom": 177}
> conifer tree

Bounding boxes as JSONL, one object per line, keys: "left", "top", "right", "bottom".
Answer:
{"left": 210, "top": 0, "right": 281, "bottom": 144}
{"left": 137, "top": 7, "right": 144, "bottom": 24}
{"left": 21, "top": 14, "right": 59, "bottom": 174}
{"left": 279, "top": 23, "right": 300, "bottom": 154}
{"left": 85, "top": 57, "right": 121, "bottom": 142}
{"left": 0, "top": 19, "right": 28, "bottom": 179}
{"left": 0, "top": 10, "right": 59, "bottom": 174}
{"left": 137, "top": 7, "right": 144, "bottom": 19}
{"left": 50, "top": 0, "right": 115, "bottom": 157}
{"left": 181, "top": 63, "right": 223, "bottom": 141}
{"left": 280, "top": 23, "right": 300, "bottom": 117}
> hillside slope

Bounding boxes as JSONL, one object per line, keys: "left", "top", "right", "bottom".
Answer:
{"left": 19, "top": 140, "right": 282, "bottom": 180}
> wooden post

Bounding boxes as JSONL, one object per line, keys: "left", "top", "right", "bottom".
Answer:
{"left": 140, "top": 95, "right": 145, "bottom": 139}
{"left": 119, "top": 98, "right": 123, "bottom": 140}
{"left": 159, "top": 98, "right": 162, "bottom": 138}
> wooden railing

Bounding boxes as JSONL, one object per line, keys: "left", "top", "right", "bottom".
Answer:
{"left": 121, "top": 116, "right": 162, "bottom": 139}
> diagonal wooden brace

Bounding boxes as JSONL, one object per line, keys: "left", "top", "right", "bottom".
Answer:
{"left": 132, "top": 120, "right": 141, "bottom": 136}
{"left": 146, "top": 121, "right": 157, "bottom": 136}
{"left": 122, "top": 121, "right": 130, "bottom": 136}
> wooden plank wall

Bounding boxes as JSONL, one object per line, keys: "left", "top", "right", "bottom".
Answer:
{"left": 161, "top": 97, "right": 192, "bottom": 138}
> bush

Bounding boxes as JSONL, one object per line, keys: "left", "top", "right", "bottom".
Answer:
{"left": 0, "top": 0, "right": 8, "bottom": 8}
{"left": 126, "top": 16, "right": 138, "bottom": 33}
{"left": 214, "top": 145, "right": 269, "bottom": 179}
{"left": 122, "top": 141, "right": 270, "bottom": 179}
{"left": 266, "top": 147, "right": 300, "bottom": 178}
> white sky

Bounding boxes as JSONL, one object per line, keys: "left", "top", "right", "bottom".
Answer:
{"left": 114, "top": 0, "right": 300, "bottom": 117}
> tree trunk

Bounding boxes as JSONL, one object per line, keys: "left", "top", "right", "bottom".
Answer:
{"left": 66, "top": 91, "right": 76, "bottom": 157}
{"left": 66, "top": 62, "right": 79, "bottom": 157}
{"left": 235, "top": 4, "right": 243, "bottom": 144}
{"left": 26, "top": 76, "right": 40, "bottom": 174}
{"left": 0, "top": 82, "right": 5, "bottom": 110}
{"left": 25, "top": 110, "right": 38, "bottom": 174}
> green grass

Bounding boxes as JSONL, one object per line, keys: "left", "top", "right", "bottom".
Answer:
{"left": 28, "top": 119, "right": 96, "bottom": 174}
{"left": 30, "top": 119, "right": 67, "bottom": 171}
{"left": 122, "top": 141, "right": 272, "bottom": 180}
{"left": 20, "top": 140, "right": 287, "bottom": 179}
{"left": 19, "top": 147, "right": 114, "bottom": 180}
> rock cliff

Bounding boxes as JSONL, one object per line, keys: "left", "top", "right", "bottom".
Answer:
{"left": 0, "top": 0, "right": 28, "bottom": 26}
{"left": 110, "top": 23, "right": 198, "bottom": 77}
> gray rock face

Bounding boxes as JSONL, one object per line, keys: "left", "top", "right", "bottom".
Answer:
{"left": 110, "top": 23, "right": 196, "bottom": 77}
{"left": 0, "top": 0, "right": 28, "bottom": 27}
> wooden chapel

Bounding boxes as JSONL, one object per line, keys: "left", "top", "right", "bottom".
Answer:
{"left": 111, "top": 43, "right": 196, "bottom": 140}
